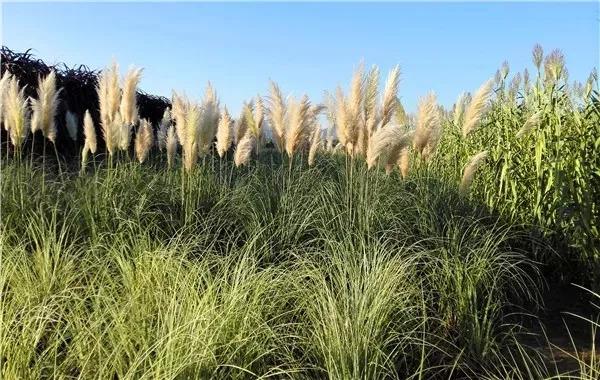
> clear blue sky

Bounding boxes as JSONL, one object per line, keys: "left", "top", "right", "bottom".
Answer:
{"left": 2, "top": 2, "right": 599, "bottom": 114}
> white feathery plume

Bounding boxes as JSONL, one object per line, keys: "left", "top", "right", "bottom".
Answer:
{"left": 380, "top": 65, "right": 401, "bottom": 127}
{"left": 30, "top": 70, "right": 62, "bottom": 143}
{"left": 268, "top": 81, "right": 286, "bottom": 152}
{"left": 234, "top": 132, "right": 255, "bottom": 167}
{"left": 0, "top": 71, "right": 13, "bottom": 129}
{"left": 516, "top": 110, "right": 543, "bottom": 139}
{"left": 308, "top": 124, "right": 322, "bottom": 166}
{"left": 462, "top": 78, "right": 494, "bottom": 137}
{"left": 412, "top": 92, "right": 441, "bottom": 157}
{"left": 216, "top": 106, "right": 233, "bottom": 158}
{"left": 198, "top": 82, "right": 220, "bottom": 154}
{"left": 460, "top": 151, "right": 489, "bottom": 195}
{"left": 135, "top": 118, "right": 154, "bottom": 163}
{"left": 3, "top": 76, "right": 30, "bottom": 149}
{"left": 166, "top": 125, "right": 178, "bottom": 169}
{"left": 83, "top": 109, "right": 97, "bottom": 153}
{"left": 119, "top": 66, "right": 142, "bottom": 126}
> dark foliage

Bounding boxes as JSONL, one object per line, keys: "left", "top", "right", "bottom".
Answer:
{"left": 1, "top": 46, "right": 170, "bottom": 158}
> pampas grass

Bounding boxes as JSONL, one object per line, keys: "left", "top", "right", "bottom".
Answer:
{"left": 0, "top": 71, "right": 12, "bottom": 128}
{"left": 335, "top": 88, "right": 351, "bottom": 152}
{"left": 516, "top": 110, "right": 543, "bottom": 139}
{"left": 413, "top": 92, "right": 440, "bottom": 156}
{"left": 198, "top": 83, "right": 219, "bottom": 155}
{"left": 97, "top": 62, "right": 122, "bottom": 156}
{"left": 398, "top": 148, "right": 410, "bottom": 178}
{"left": 3, "top": 76, "right": 29, "bottom": 151}
{"left": 119, "top": 66, "right": 142, "bottom": 126}
{"left": 184, "top": 102, "right": 202, "bottom": 172}
{"left": 461, "top": 78, "right": 494, "bottom": 137}
{"left": 380, "top": 65, "right": 401, "bottom": 127}
{"left": 308, "top": 124, "right": 321, "bottom": 167}
{"left": 83, "top": 109, "right": 97, "bottom": 154}
{"left": 453, "top": 92, "right": 469, "bottom": 127}
{"left": 268, "top": 81, "right": 287, "bottom": 153}
{"left": 135, "top": 119, "right": 154, "bottom": 163}
{"left": 361, "top": 65, "right": 380, "bottom": 154}
{"left": 166, "top": 125, "right": 177, "bottom": 169}
{"left": 234, "top": 132, "right": 255, "bottom": 167}
{"left": 347, "top": 64, "right": 364, "bottom": 154}
{"left": 234, "top": 104, "right": 249, "bottom": 145}
{"left": 216, "top": 106, "right": 233, "bottom": 158}
{"left": 384, "top": 132, "right": 413, "bottom": 174}
{"left": 366, "top": 123, "right": 406, "bottom": 169}
{"left": 65, "top": 110, "right": 78, "bottom": 142}
{"left": 172, "top": 92, "right": 202, "bottom": 172}
{"left": 30, "top": 70, "right": 61, "bottom": 143}
{"left": 285, "top": 95, "right": 312, "bottom": 158}
{"left": 460, "top": 150, "right": 488, "bottom": 196}
{"left": 81, "top": 110, "right": 96, "bottom": 174}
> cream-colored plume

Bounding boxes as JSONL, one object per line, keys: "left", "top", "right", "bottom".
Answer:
{"left": 334, "top": 87, "right": 351, "bottom": 151}
{"left": 234, "top": 132, "right": 255, "bottom": 167}
{"left": 97, "top": 62, "right": 122, "bottom": 155}
{"left": 413, "top": 92, "right": 441, "bottom": 156}
{"left": 83, "top": 109, "right": 97, "bottom": 154}
{"left": 198, "top": 83, "right": 220, "bottom": 154}
{"left": 380, "top": 65, "right": 400, "bottom": 127}
{"left": 268, "top": 81, "right": 286, "bottom": 152}
{"left": 183, "top": 102, "right": 202, "bottom": 172}
{"left": 3, "top": 76, "right": 30, "bottom": 149}
{"left": 460, "top": 150, "right": 489, "bottom": 196}
{"left": 135, "top": 118, "right": 154, "bottom": 163}
{"left": 516, "top": 110, "right": 543, "bottom": 139}
{"left": 398, "top": 148, "right": 410, "bottom": 178}
{"left": 216, "top": 106, "right": 233, "bottom": 158}
{"left": 308, "top": 124, "right": 322, "bottom": 166}
{"left": 452, "top": 92, "right": 469, "bottom": 127}
{"left": 285, "top": 95, "right": 313, "bottom": 158}
{"left": 166, "top": 125, "right": 178, "bottom": 169}
{"left": 0, "top": 71, "right": 13, "bottom": 128}
{"left": 119, "top": 66, "right": 142, "bottom": 126}
{"left": 462, "top": 78, "right": 494, "bottom": 137}
{"left": 366, "top": 123, "right": 411, "bottom": 169}
{"left": 30, "top": 70, "right": 62, "bottom": 143}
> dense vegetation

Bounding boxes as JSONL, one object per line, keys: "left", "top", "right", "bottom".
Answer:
{"left": 0, "top": 46, "right": 598, "bottom": 379}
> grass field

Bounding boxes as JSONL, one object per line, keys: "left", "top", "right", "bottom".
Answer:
{"left": 1, "top": 45, "right": 599, "bottom": 379}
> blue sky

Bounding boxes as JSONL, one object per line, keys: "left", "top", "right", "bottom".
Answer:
{"left": 2, "top": 2, "right": 599, "bottom": 114}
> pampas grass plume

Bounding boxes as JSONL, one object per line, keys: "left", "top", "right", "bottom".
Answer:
{"left": 268, "top": 81, "right": 286, "bottom": 152}
{"left": 516, "top": 110, "right": 543, "bottom": 139}
{"left": 135, "top": 118, "right": 154, "bottom": 163}
{"left": 216, "top": 106, "right": 233, "bottom": 158}
{"left": 460, "top": 150, "right": 488, "bottom": 196}
{"left": 83, "top": 109, "right": 97, "bottom": 153}
{"left": 120, "top": 67, "right": 142, "bottom": 126}
{"left": 413, "top": 92, "right": 440, "bottom": 155}
{"left": 461, "top": 78, "right": 493, "bottom": 137}
{"left": 4, "top": 76, "right": 29, "bottom": 148}
{"left": 30, "top": 70, "right": 61, "bottom": 143}
{"left": 234, "top": 132, "right": 255, "bottom": 167}
{"left": 308, "top": 124, "right": 321, "bottom": 166}
{"left": 166, "top": 125, "right": 177, "bottom": 169}
{"left": 380, "top": 65, "right": 400, "bottom": 127}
